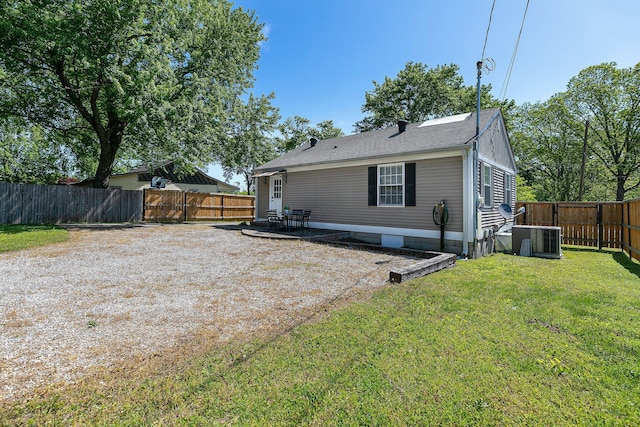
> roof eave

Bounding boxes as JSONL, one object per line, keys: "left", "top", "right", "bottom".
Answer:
{"left": 255, "top": 145, "right": 469, "bottom": 172}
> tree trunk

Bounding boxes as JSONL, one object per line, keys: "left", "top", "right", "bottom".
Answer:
{"left": 616, "top": 173, "right": 626, "bottom": 201}
{"left": 92, "top": 123, "right": 124, "bottom": 188}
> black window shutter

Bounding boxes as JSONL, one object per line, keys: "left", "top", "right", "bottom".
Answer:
{"left": 405, "top": 163, "right": 416, "bottom": 206}
{"left": 368, "top": 166, "right": 377, "bottom": 206}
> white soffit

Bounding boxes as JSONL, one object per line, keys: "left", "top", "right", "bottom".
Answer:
{"left": 418, "top": 112, "right": 472, "bottom": 128}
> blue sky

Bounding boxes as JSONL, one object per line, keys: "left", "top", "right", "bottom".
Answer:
{"left": 212, "top": 0, "right": 640, "bottom": 185}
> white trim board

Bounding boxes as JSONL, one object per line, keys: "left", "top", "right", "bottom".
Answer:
{"left": 283, "top": 148, "right": 468, "bottom": 174}
{"left": 308, "top": 221, "right": 464, "bottom": 241}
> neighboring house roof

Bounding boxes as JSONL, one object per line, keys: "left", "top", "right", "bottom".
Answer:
{"left": 257, "top": 108, "right": 503, "bottom": 171}
{"left": 120, "top": 161, "right": 225, "bottom": 187}
{"left": 77, "top": 161, "right": 238, "bottom": 191}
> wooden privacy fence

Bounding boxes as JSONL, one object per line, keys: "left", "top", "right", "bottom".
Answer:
{"left": 624, "top": 199, "right": 640, "bottom": 262}
{"left": 515, "top": 200, "right": 640, "bottom": 262}
{"left": 0, "top": 182, "right": 143, "bottom": 224}
{"left": 143, "top": 189, "right": 255, "bottom": 222}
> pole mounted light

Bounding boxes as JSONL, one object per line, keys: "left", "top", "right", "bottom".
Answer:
{"left": 471, "top": 58, "right": 495, "bottom": 257}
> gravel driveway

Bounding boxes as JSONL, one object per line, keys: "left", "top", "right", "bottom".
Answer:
{"left": 0, "top": 224, "right": 420, "bottom": 402}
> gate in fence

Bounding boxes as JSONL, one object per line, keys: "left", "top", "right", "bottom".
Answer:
{"left": 143, "top": 189, "right": 255, "bottom": 222}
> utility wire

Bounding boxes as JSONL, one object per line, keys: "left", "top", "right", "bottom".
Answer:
{"left": 499, "top": 0, "right": 530, "bottom": 100}
{"left": 481, "top": 0, "right": 496, "bottom": 61}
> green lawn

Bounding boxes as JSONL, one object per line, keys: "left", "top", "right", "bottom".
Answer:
{"left": 0, "top": 225, "right": 69, "bottom": 253}
{"left": 3, "top": 248, "right": 640, "bottom": 426}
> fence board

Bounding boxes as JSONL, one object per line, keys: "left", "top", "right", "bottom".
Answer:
{"left": 143, "top": 190, "right": 255, "bottom": 222}
{"left": 0, "top": 182, "right": 143, "bottom": 224}
{"left": 516, "top": 201, "right": 624, "bottom": 249}
{"left": 144, "top": 189, "right": 185, "bottom": 222}
{"left": 624, "top": 199, "right": 640, "bottom": 262}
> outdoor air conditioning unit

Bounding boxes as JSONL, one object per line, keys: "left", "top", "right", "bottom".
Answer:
{"left": 512, "top": 225, "right": 562, "bottom": 259}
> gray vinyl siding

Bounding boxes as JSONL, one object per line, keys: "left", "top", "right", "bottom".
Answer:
{"left": 480, "top": 167, "right": 515, "bottom": 230}
{"left": 281, "top": 156, "right": 463, "bottom": 233}
{"left": 475, "top": 115, "right": 517, "bottom": 232}
{"left": 478, "top": 116, "right": 515, "bottom": 171}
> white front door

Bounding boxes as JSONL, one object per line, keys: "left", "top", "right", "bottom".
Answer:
{"left": 269, "top": 175, "right": 283, "bottom": 213}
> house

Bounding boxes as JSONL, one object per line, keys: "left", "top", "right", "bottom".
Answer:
{"left": 79, "top": 161, "right": 239, "bottom": 193}
{"left": 252, "top": 108, "right": 517, "bottom": 258}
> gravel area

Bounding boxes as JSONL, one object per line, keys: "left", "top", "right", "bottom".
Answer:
{"left": 0, "top": 224, "right": 420, "bottom": 402}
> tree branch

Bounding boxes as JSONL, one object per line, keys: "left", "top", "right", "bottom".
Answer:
{"left": 52, "top": 58, "right": 94, "bottom": 126}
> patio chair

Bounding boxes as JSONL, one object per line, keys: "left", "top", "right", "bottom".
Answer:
{"left": 290, "top": 209, "right": 304, "bottom": 230}
{"left": 301, "top": 210, "right": 311, "bottom": 232}
{"left": 266, "top": 209, "right": 283, "bottom": 232}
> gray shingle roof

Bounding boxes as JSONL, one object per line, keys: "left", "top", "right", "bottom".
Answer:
{"left": 257, "top": 108, "right": 501, "bottom": 171}
{"left": 115, "top": 161, "right": 238, "bottom": 189}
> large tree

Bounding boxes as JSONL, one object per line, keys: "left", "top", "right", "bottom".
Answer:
{"left": 564, "top": 62, "right": 640, "bottom": 201}
{"left": 276, "top": 116, "right": 344, "bottom": 153}
{"left": 354, "top": 61, "right": 505, "bottom": 132}
{"left": 511, "top": 97, "right": 600, "bottom": 201}
{"left": 0, "top": 0, "right": 264, "bottom": 188}
{"left": 220, "top": 93, "right": 280, "bottom": 194}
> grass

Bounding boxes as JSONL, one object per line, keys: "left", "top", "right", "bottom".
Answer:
{"left": 2, "top": 248, "right": 640, "bottom": 425}
{"left": 0, "top": 225, "right": 69, "bottom": 253}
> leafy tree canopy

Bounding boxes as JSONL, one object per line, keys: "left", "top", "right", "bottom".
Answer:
{"left": 515, "top": 175, "right": 537, "bottom": 202}
{"left": 510, "top": 97, "right": 601, "bottom": 201}
{"left": 354, "top": 61, "right": 506, "bottom": 132}
{"left": 564, "top": 62, "right": 640, "bottom": 201}
{"left": 0, "top": 117, "right": 72, "bottom": 184}
{"left": 276, "top": 116, "right": 344, "bottom": 153}
{"left": 0, "top": 0, "right": 264, "bottom": 187}
{"left": 220, "top": 93, "right": 280, "bottom": 194}
{"left": 512, "top": 62, "right": 640, "bottom": 202}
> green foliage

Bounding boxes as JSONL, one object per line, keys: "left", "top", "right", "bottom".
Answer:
{"left": 354, "top": 61, "right": 506, "bottom": 132}
{"left": 3, "top": 249, "right": 640, "bottom": 425}
{"left": 564, "top": 62, "right": 640, "bottom": 201}
{"left": 515, "top": 175, "right": 537, "bottom": 201}
{"left": 220, "top": 93, "right": 281, "bottom": 194}
{"left": 511, "top": 97, "right": 598, "bottom": 201}
{"left": 514, "top": 62, "right": 640, "bottom": 202}
{"left": 310, "top": 119, "right": 345, "bottom": 140}
{"left": 0, "top": 225, "right": 69, "bottom": 252}
{"left": 0, "top": 118, "right": 73, "bottom": 184}
{"left": 276, "top": 116, "right": 345, "bottom": 153}
{"left": 0, "top": 0, "right": 264, "bottom": 187}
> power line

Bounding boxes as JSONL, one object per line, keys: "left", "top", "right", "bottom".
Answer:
{"left": 481, "top": 0, "right": 496, "bottom": 61}
{"left": 499, "top": 0, "right": 530, "bottom": 100}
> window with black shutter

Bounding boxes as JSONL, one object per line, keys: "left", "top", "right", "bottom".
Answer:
{"left": 368, "top": 162, "right": 416, "bottom": 207}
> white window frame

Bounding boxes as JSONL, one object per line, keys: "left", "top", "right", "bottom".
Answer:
{"left": 377, "top": 163, "right": 405, "bottom": 207}
{"left": 482, "top": 163, "right": 492, "bottom": 208}
{"left": 504, "top": 172, "right": 512, "bottom": 204}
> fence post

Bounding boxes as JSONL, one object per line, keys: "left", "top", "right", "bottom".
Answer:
{"left": 597, "top": 203, "right": 603, "bottom": 251}
{"left": 552, "top": 203, "right": 557, "bottom": 226}
{"left": 221, "top": 194, "right": 224, "bottom": 220}
{"left": 183, "top": 191, "right": 187, "bottom": 222}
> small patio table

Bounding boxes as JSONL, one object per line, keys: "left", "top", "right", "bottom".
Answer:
{"left": 283, "top": 209, "right": 304, "bottom": 232}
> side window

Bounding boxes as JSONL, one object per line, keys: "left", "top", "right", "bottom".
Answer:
{"left": 504, "top": 173, "right": 512, "bottom": 204}
{"left": 378, "top": 163, "right": 404, "bottom": 207}
{"left": 368, "top": 163, "right": 416, "bottom": 207}
{"left": 483, "top": 163, "right": 492, "bottom": 207}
